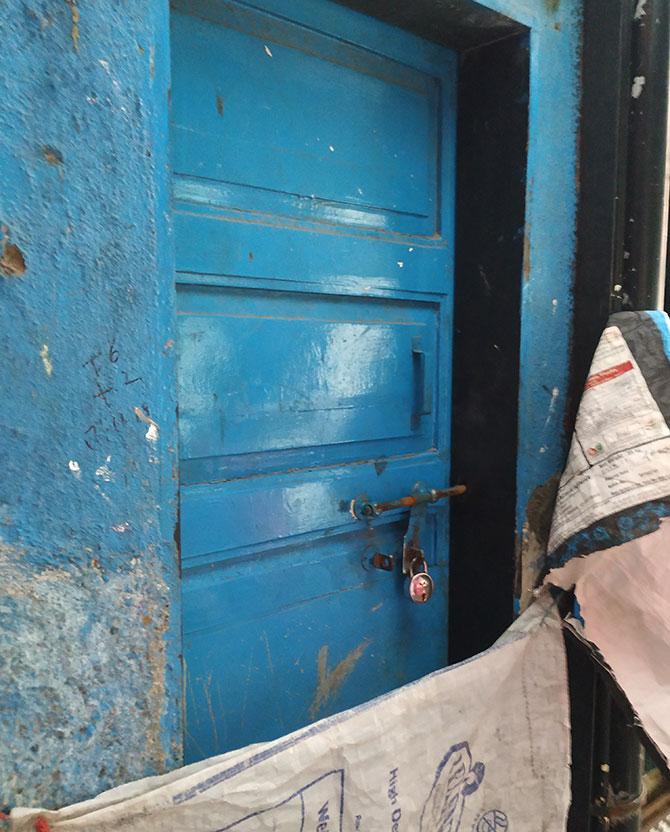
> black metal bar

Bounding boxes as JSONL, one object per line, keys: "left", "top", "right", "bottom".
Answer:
{"left": 620, "top": 0, "right": 670, "bottom": 311}
{"left": 607, "top": 4, "right": 670, "bottom": 830}
{"left": 569, "top": 6, "right": 634, "bottom": 826}
{"left": 572, "top": 2, "right": 670, "bottom": 829}
{"left": 568, "top": 0, "right": 633, "bottom": 425}
{"left": 591, "top": 0, "right": 670, "bottom": 832}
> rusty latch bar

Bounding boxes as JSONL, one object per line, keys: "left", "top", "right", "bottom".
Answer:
{"left": 350, "top": 484, "right": 466, "bottom": 520}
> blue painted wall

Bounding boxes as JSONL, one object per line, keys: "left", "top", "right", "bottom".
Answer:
{"left": 0, "top": 0, "right": 180, "bottom": 810}
{"left": 482, "top": 0, "right": 581, "bottom": 604}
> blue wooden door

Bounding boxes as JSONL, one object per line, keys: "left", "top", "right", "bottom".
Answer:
{"left": 170, "top": 0, "right": 456, "bottom": 762}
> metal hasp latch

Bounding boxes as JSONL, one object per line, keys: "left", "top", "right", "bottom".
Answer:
{"left": 350, "top": 483, "right": 466, "bottom": 604}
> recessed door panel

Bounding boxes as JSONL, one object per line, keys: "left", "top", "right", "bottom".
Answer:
{"left": 171, "top": 7, "right": 441, "bottom": 234}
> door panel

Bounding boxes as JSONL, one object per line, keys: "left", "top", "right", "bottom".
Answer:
{"left": 171, "top": 0, "right": 456, "bottom": 761}
{"left": 171, "top": 7, "right": 441, "bottom": 235}
{"left": 177, "top": 286, "right": 438, "bottom": 463}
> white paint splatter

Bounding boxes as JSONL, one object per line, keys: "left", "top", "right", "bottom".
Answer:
{"left": 112, "top": 522, "right": 131, "bottom": 533}
{"left": 552, "top": 298, "right": 558, "bottom": 314}
{"left": 408, "top": 247, "right": 414, "bottom": 252}
{"left": 94, "top": 483, "right": 112, "bottom": 503}
{"left": 95, "top": 464, "right": 114, "bottom": 482}
{"left": 264, "top": 44, "right": 273, "bottom": 57}
{"left": 68, "top": 460, "right": 81, "bottom": 478}
{"left": 328, "top": 145, "right": 335, "bottom": 152}
{"left": 544, "top": 387, "right": 560, "bottom": 429}
{"left": 632, "top": 76, "right": 646, "bottom": 99}
{"left": 40, "top": 344, "right": 53, "bottom": 377}
{"left": 133, "top": 406, "right": 159, "bottom": 442}
{"left": 634, "top": 0, "right": 647, "bottom": 19}
{"left": 98, "top": 59, "right": 110, "bottom": 72}
{"left": 397, "top": 261, "right": 404, "bottom": 268}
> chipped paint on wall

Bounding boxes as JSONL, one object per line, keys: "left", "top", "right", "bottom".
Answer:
{"left": 632, "top": 75, "right": 646, "bottom": 99}
{"left": 516, "top": 473, "right": 561, "bottom": 611}
{"left": 0, "top": 0, "right": 179, "bottom": 811}
{"left": 0, "top": 544, "right": 174, "bottom": 805}
{"left": 39, "top": 344, "right": 53, "bottom": 377}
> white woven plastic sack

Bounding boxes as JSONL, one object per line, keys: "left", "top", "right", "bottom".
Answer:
{"left": 12, "top": 600, "right": 570, "bottom": 832}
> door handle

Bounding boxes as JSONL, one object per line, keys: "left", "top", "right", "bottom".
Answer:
{"left": 411, "top": 336, "right": 433, "bottom": 429}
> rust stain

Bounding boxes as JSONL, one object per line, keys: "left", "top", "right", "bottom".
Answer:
{"left": 64, "top": 0, "right": 80, "bottom": 52}
{"left": 0, "top": 231, "right": 26, "bottom": 277}
{"left": 309, "top": 640, "right": 370, "bottom": 721}
{"left": 516, "top": 473, "right": 561, "bottom": 610}
{"left": 215, "top": 95, "right": 224, "bottom": 117}
{"left": 42, "top": 146, "right": 63, "bottom": 166}
{"left": 545, "top": 0, "right": 560, "bottom": 12}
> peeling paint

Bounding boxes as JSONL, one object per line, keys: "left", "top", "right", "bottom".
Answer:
{"left": 0, "top": 232, "right": 26, "bottom": 277}
{"left": 632, "top": 75, "right": 646, "bottom": 99}
{"left": 517, "top": 475, "right": 561, "bottom": 611}
{"left": 0, "top": 545, "right": 174, "bottom": 809}
{"left": 134, "top": 406, "right": 160, "bottom": 442}
{"left": 39, "top": 344, "right": 53, "bottom": 377}
{"left": 41, "top": 146, "right": 63, "bottom": 166}
{"left": 309, "top": 640, "right": 370, "bottom": 721}
{"left": 95, "top": 463, "right": 114, "bottom": 482}
{"left": 64, "top": 0, "right": 80, "bottom": 52}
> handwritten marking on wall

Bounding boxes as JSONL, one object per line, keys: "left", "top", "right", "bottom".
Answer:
{"left": 82, "top": 343, "right": 143, "bottom": 450}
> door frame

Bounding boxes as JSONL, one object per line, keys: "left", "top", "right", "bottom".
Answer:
{"left": 163, "top": 0, "right": 582, "bottom": 761}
